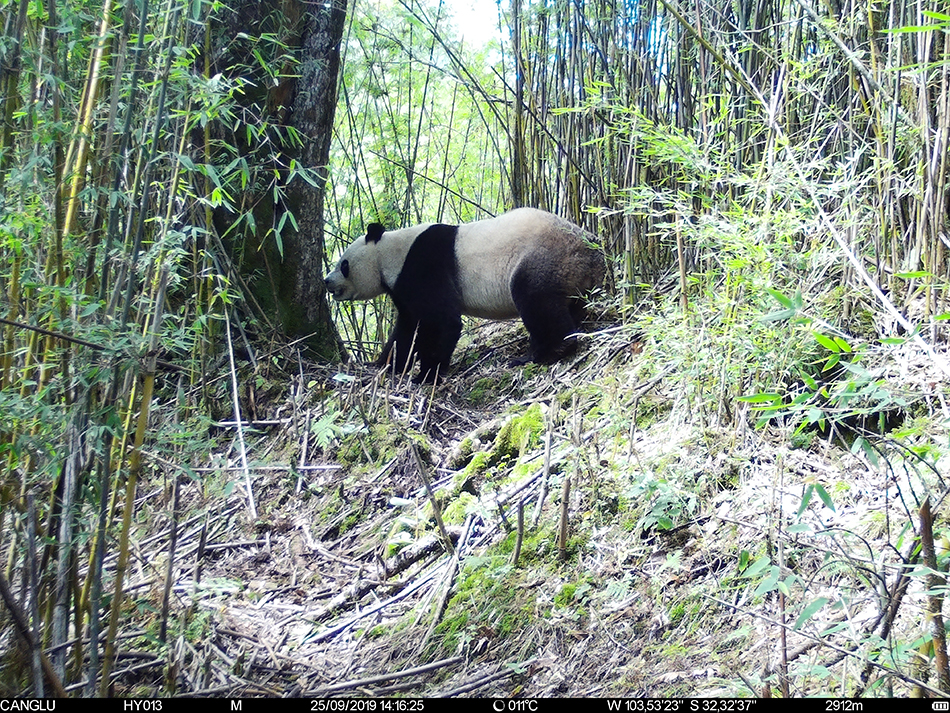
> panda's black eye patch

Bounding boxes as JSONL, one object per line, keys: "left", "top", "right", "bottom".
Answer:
{"left": 340, "top": 259, "right": 349, "bottom": 278}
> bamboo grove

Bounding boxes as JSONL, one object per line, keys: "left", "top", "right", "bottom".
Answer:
{"left": 0, "top": 0, "right": 316, "bottom": 695}
{"left": 0, "top": 0, "right": 949, "bottom": 697}
{"left": 331, "top": 0, "right": 950, "bottom": 347}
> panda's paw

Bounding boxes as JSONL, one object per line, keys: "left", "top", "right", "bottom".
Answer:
{"left": 413, "top": 365, "right": 447, "bottom": 384}
{"left": 530, "top": 338, "right": 579, "bottom": 365}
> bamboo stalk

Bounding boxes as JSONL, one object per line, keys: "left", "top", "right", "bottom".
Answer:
{"left": 920, "top": 497, "right": 950, "bottom": 692}
{"left": 223, "top": 303, "right": 257, "bottom": 520}
{"left": 0, "top": 0, "right": 30, "bottom": 192}
{"left": 100, "top": 267, "right": 169, "bottom": 694}
{"left": 98, "top": 0, "right": 150, "bottom": 302}
{"left": 60, "top": 0, "right": 114, "bottom": 242}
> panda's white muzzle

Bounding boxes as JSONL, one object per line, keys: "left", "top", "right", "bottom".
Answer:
{"left": 324, "top": 273, "right": 348, "bottom": 301}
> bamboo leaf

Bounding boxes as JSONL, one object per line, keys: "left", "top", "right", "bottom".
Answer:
{"left": 761, "top": 308, "right": 798, "bottom": 322}
{"left": 813, "top": 332, "right": 840, "bottom": 353}
{"left": 738, "top": 392, "right": 782, "bottom": 403}
{"left": 765, "top": 287, "right": 795, "bottom": 309}
{"left": 813, "top": 484, "right": 834, "bottom": 512}
{"left": 742, "top": 557, "right": 772, "bottom": 579}
{"left": 753, "top": 566, "right": 781, "bottom": 597}
{"left": 792, "top": 597, "right": 831, "bottom": 631}
{"left": 798, "top": 484, "right": 814, "bottom": 516}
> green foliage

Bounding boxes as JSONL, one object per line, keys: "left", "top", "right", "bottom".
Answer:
{"left": 3, "top": 0, "right": 950, "bottom": 699}
{"left": 553, "top": 578, "right": 593, "bottom": 608}
{"left": 0, "top": 0, "right": 351, "bottom": 693}
{"left": 442, "top": 492, "right": 477, "bottom": 525}
{"left": 741, "top": 294, "right": 908, "bottom": 447}
{"left": 311, "top": 409, "right": 358, "bottom": 450}
{"left": 493, "top": 403, "right": 544, "bottom": 461}
{"left": 433, "top": 554, "right": 524, "bottom": 653}
{"left": 620, "top": 465, "right": 698, "bottom": 533}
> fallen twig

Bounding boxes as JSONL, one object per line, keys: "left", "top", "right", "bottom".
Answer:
{"left": 437, "top": 658, "right": 538, "bottom": 697}
{"left": 309, "top": 655, "right": 464, "bottom": 695}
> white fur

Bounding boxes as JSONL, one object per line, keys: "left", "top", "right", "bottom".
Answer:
{"left": 325, "top": 224, "right": 432, "bottom": 301}
{"left": 455, "top": 210, "right": 541, "bottom": 319}
{"left": 326, "top": 208, "right": 597, "bottom": 316}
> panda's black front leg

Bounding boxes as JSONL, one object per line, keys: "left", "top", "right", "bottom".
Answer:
{"left": 377, "top": 312, "right": 416, "bottom": 376}
{"left": 413, "top": 315, "right": 462, "bottom": 383}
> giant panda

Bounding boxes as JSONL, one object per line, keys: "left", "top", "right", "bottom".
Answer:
{"left": 324, "top": 207, "right": 605, "bottom": 383}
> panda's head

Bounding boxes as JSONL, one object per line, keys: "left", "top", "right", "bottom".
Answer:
{"left": 324, "top": 223, "right": 387, "bottom": 301}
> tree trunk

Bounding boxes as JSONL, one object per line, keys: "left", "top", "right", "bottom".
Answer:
{"left": 282, "top": 0, "right": 349, "bottom": 359}
{"left": 214, "top": 0, "right": 347, "bottom": 361}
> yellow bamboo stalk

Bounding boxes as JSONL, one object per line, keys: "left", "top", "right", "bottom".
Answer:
{"left": 99, "top": 268, "right": 167, "bottom": 695}
{"left": 60, "top": 0, "right": 114, "bottom": 242}
{"left": 78, "top": 103, "right": 189, "bottom": 634}
{"left": 1, "top": 249, "right": 20, "bottom": 390}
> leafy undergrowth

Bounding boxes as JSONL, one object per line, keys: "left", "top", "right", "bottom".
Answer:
{"left": 90, "top": 290, "right": 950, "bottom": 698}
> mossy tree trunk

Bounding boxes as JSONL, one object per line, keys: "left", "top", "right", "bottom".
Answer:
{"left": 282, "top": 0, "right": 348, "bottom": 360}
{"left": 216, "top": 0, "right": 348, "bottom": 361}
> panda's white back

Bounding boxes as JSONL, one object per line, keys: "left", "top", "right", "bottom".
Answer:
{"left": 455, "top": 208, "right": 575, "bottom": 320}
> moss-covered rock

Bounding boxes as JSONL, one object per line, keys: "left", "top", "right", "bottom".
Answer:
{"left": 443, "top": 492, "right": 477, "bottom": 524}
{"left": 493, "top": 403, "right": 544, "bottom": 461}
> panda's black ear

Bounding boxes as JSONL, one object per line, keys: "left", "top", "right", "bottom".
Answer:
{"left": 366, "top": 223, "right": 385, "bottom": 243}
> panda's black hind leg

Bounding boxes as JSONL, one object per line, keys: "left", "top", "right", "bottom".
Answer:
{"left": 511, "top": 265, "right": 578, "bottom": 364}
{"left": 568, "top": 296, "right": 588, "bottom": 329}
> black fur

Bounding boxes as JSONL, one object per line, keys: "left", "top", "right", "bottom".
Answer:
{"left": 377, "top": 224, "right": 462, "bottom": 383}
{"left": 510, "top": 252, "right": 583, "bottom": 364}
{"left": 366, "top": 223, "right": 385, "bottom": 243}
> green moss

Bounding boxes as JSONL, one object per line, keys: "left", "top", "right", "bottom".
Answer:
{"left": 340, "top": 509, "right": 362, "bottom": 534}
{"left": 338, "top": 423, "right": 398, "bottom": 466}
{"left": 498, "top": 524, "right": 557, "bottom": 563}
{"left": 452, "top": 404, "right": 547, "bottom": 496}
{"left": 511, "top": 461, "right": 534, "bottom": 479}
{"left": 494, "top": 403, "right": 544, "bottom": 461}
{"left": 443, "top": 493, "right": 477, "bottom": 524}
{"left": 463, "top": 450, "right": 492, "bottom": 477}
{"left": 520, "top": 362, "right": 546, "bottom": 380}
{"left": 433, "top": 610, "right": 470, "bottom": 651}
{"left": 430, "top": 553, "right": 534, "bottom": 654}
{"left": 554, "top": 582, "right": 578, "bottom": 607}
{"left": 455, "top": 437, "right": 474, "bottom": 464}
{"left": 337, "top": 424, "right": 431, "bottom": 471}
{"left": 556, "top": 385, "right": 602, "bottom": 410}
{"left": 468, "top": 375, "right": 512, "bottom": 406}
{"left": 669, "top": 600, "right": 686, "bottom": 628}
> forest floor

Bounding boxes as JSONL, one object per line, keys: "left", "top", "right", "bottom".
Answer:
{"left": 120, "top": 313, "right": 948, "bottom": 699}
